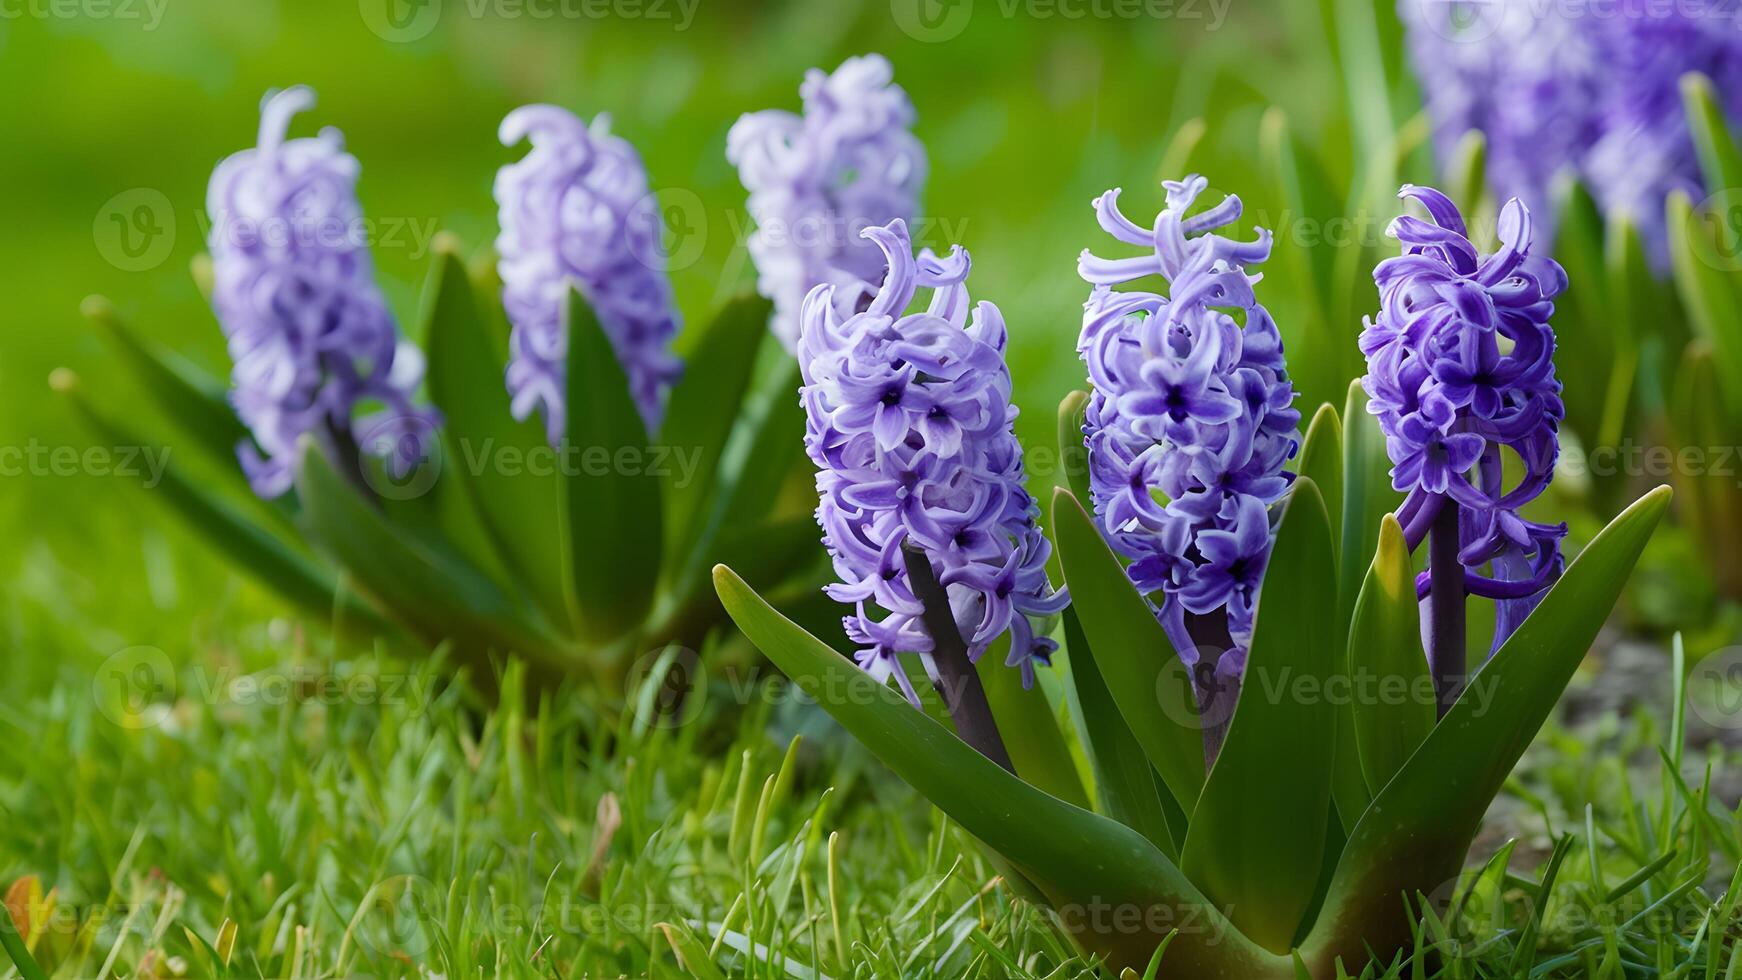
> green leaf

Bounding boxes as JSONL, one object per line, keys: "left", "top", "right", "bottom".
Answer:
{"left": 1552, "top": 176, "right": 1615, "bottom": 441}
{"left": 711, "top": 565, "right": 1287, "bottom": 976}
{"left": 717, "top": 359, "right": 808, "bottom": 531}
{"left": 1346, "top": 515, "right": 1432, "bottom": 795}
{"left": 1683, "top": 72, "right": 1742, "bottom": 215}
{"left": 1444, "top": 129, "right": 1487, "bottom": 217}
{"left": 1669, "top": 344, "right": 1742, "bottom": 596}
{"left": 82, "top": 295, "right": 246, "bottom": 466}
{"left": 563, "top": 287, "right": 663, "bottom": 643}
{"left": 661, "top": 294, "right": 775, "bottom": 578}
{"left": 297, "top": 438, "right": 569, "bottom": 675}
{"left": 977, "top": 637, "right": 1091, "bottom": 811}
{"left": 1300, "top": 486, "right": 1672, "bottom": 969}
{"left": 1051, "top": 488, "right": 1205, "bottom": 814}
{"left": 1667, "top": 190, "right": 1742, "bottom": 396}
{"left": 1339, "top": 380, "right": 1399, "bottom": 643}
{"left": 1179, "top": 478, "right": 1339, "bottom": 954}
{"left": 423, "top": 245, "right": 570, "bottom": 628}
{"left": 1259, "top": 109, "right": 1343, "bottom": 413}
{"left": 1297, "top": 403, "right": 1343, "bottom": 571}
{"left": 1062, "top": 606, "right": 1179, "bottom": 858}
{"left": 1601, "top": 213, "right": 1665, "bottom": 438}
{"left": 56, "top": 374, "right": 388, "bottom": 632}
{"left": 1057, "top": 390, "right": 1092, "bottom": 507}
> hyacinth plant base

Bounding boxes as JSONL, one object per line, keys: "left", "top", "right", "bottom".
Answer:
{"left": 714, "top": 384, "right": 1671, "bottom": 978}
{"left": 59, "top": 240, "right": 821, "bottom": 689}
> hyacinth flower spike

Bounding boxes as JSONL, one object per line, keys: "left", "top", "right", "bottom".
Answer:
{"left": 716, "top": 175, "right": 1670, "bottom": 977}
{"left": 729, "top": 54, "right": 927, "bottom": 350}
{"left": 795, "top": 218, "right": 1067, "bottom": 766}
{"left": 204, "top": 86, "right": 441, "bottom": 499}
{"left": 1075, "top": 175, "right": 1301, "bottom": 755}
{"left": 495, "top": 104, "right": 682, "bottom": 443}
{"left": 67, "top": 88, "right": 822, "bottom": 688}
{"left": 1360, "top": 185, "right": 1569, "bottom": 714}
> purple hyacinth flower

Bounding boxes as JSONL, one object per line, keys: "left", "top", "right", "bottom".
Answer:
{"left": 1362, "top": 185, "right": 1568, "bottom": 657}
{"left": 729, "top": 54, "right": 927, "bottom": 352}
{"left": 496, "top": 105, "right": 682, "bottom": 443}
{"left": 800, "top": 218, "right": 1067, "bottom": 701}
{"left": 1076, "top": 175, "right": 1302, "bottom": 675}
{"left": 1400, "top": 0, "right": 1742, "bottom": 261}
{"left": 206, "top": 86, "right": 440, "bottom": 499}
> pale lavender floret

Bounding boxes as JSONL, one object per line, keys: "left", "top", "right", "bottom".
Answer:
{"left": 800, "top": 218, "right": 1067, "bottom": 701}
{"left": 1076, "top": 176, "right": 1301, "bottom": 674}
{"left": 1401, "top": 0, "right": 1742, "bottom": 260}
{"left": 495, "top": 105, "right": 682, "bottom": 443}
{"left": 206, "top": 86, "right": 439, "bottom": 499}
{"left": 729, "top": 54, "right": 926, "bottom": 352}
{"left": 1359, "top": 185, "right": 1568, "bottom": 649}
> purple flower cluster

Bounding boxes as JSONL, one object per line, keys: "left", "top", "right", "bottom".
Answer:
{"left": 1400, "top": 0, "right": 1742, "bottom": 259}
{"left": 1361, "top": 185, "right": 1568, "bottom": 645}
{"left": 729, "top": 54, "right": 927, "bottom": 351}
{"left": 207, "top": 86, "right": 439, "bottom": 499}
{"left": 495, "top": 105, "right": 682, "bottom": 442}
{"left": 800, "top": 218, "right": 1067, "bottom": 699}
{"left": 1077, "top": 176, "right": 1301, "bottom": 676}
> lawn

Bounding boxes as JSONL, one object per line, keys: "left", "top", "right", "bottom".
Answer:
{"left": 1, "top": 1, "right": 1741, "bottom": 977}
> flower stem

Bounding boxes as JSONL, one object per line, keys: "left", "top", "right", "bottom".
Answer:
{"left": 1428, "top": 499, "right": 1465, "bottom": 717}
{"left": 901, "top": 545, "right": 1015, "bottom": 775}
{"left": 1185, "top": 611, "right": 1238, "bottom": 769}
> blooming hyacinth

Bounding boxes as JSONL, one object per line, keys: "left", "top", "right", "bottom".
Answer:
{"left": 1361, "top": 185, "right": 1568, "bottom": 652}
{"left": 495, "top": 106, "right": 682, "bottom": 442}
{"left": 729, "top": 54, "right": 926, "bottom": 351}
{"left": 1401, "top": 0, "right": 1742, "bottom": 259}
{"left": 800, "top": 218, "right": 1066, "bottom": 700}
{"left": 207, "top": 86, "right": 439, "bottom": 499}
{"left": 1077, "top": 176, "right": 1301, "bottom": 679}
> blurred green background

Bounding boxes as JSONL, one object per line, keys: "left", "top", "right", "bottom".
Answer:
{"left": 0, "top": 0, "right": 1428, "bottom": 632}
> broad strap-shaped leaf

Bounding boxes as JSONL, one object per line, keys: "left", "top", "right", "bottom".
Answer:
{"left": 82, "top": 296, "right": 298, "bottom": 533}
{"left": 712, "top": 565, "right": 1289, "bottom": 977}
{"left": 423, "top": 246, "right": 570, "bottom": 628}
{"left": 58, "top": 376, "right": 386, "bottom": 631}
{"left": 660, "top": 294, "right": 775, "bottom": 581}
{"left": 564, "top": 287, "right": 663, "bottom": 643}
{"left": 1297, "top": 404, "right": 1343, "bottom": 571}
{"left": 1339, "top": 380, "right": 1399, "bottom": 644}
{"left": 976, "top": 637, "right": 1091, "bottom": 811}
{"left": 1051, "top": 488, "right": 1205, "bottom": 814}
{"left": 1445, "top": 129, "right": 1486, "bottom": 217}
{"left": 1300, "top": 486, "right": 1671, "bottom": 972}
{"left": 1601, "top": 213, "right": 1667, "bottom": 445}
{"left": 1180, "top": 478, "right": 1339, "bottom": 954}
{"left": 1668, "top": 190, "right": 1742, "bottom": 397}
{"left": 1061, "top": 606, "right": 1180, "bottom": 858}
{"left": 297, "top": 438, "right": 571, "bottom": 676}
{"left": 1345, "top": 515, "right": 1432, "bottom": 795}
{"left": 1552, "top": 177, "right": 1616, "bottom": 441}
{"left": 1684, "top": 73, "right": 1742, "bottom": 224}
{"left": 1669, "top": 346, "right": 1742, "bottom": 596}
{"left": 1258, "top": 109, "right": 1342, "bottom": 413}
{"left": 717, "top": 359, "right": 808, "bottom": 532}
{"left": 1057, "top": 391, "right": 1092, "bottom": 507}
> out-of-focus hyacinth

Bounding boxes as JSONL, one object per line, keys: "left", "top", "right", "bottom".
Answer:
{"left": 207, "top": 86, "right": 439, "bottom": 499}
{"left": 1077, "top": 176, "right": 1301, "bottom": 678}
{"left": 1401, "top": 0, "right": 1742, "bottom": 259}
{"left": 800, "top": 218, "right": 1066, "bottom": 700}
{"left": 728, "top": 54, "right": 926, "bottom": 352}
{"left": 495, "top": 105, "right": 682, "bottom": 443}
{"left": 1360, "top": 185, "right": 1568, "bottom": 645}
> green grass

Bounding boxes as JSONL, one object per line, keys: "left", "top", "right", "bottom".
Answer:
{"left": 1, "top": 566, "right": 1737, "bottom": 978}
